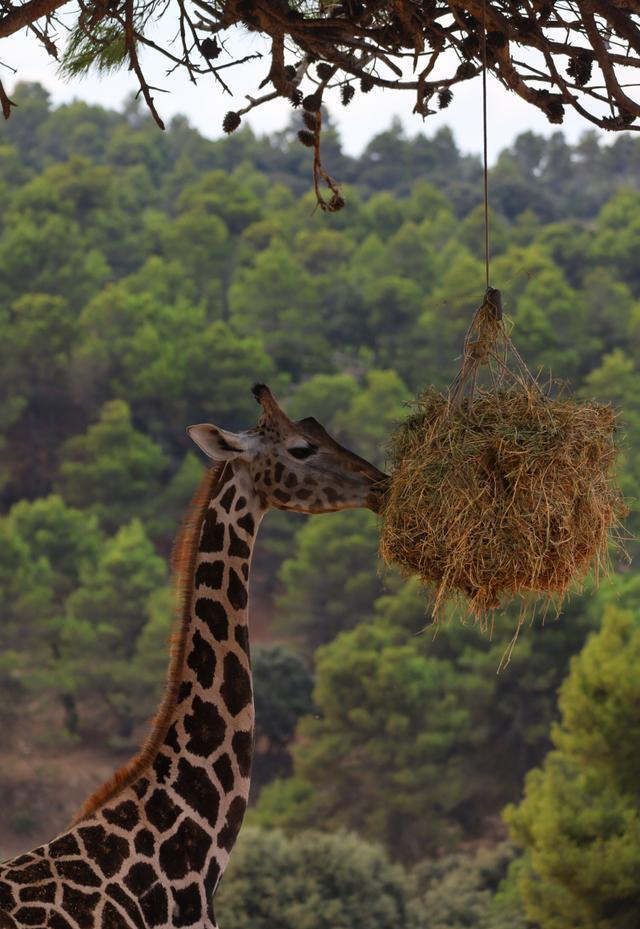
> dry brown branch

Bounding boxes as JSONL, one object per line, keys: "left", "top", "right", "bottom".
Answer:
{"left": 0, "top": 0, "right": 67, "bottom": 38}
{"left": 3, "top": 0, "right": 640, "bottom": 190}
{"left": 311, "top": 107, "right": 344, "bottom": 212}
{"left": 123, "top": 0, "right": 165, "bottom": 129}
{"left": 0, "top": 77, "right": 16, "bottom": 117}
{"left": 28, "top": 19, "right": 58, "bottom": 56}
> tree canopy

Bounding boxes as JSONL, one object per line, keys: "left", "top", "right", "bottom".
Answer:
{"left": 1, "top": 90, "right": 640, "bottom": 923}
{"left": 215, "top": 827, "right": 413, "bottom": 929}
{"left": 506, "top": 607, "right": 640, "bottom": 929}
{"left": 2, "top": 2, "right": 640, "bottom": 211}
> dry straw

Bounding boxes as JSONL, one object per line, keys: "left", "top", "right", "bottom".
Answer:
{"left": 379, "top": 290, "right": 626, "bottom": 627}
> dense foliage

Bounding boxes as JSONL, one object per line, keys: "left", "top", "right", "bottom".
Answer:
{"left": 2, "top": 81, "right": 640, "bottom": 925}
{"left": 506, "top": 605, "right": 640, "bottom": 929}
{"left": 215, "top": 828, "right": 412, "bottom": 929}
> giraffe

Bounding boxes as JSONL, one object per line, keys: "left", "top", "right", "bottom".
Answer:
{"left": 0, "top": 383, "right": 387, "bottom": 929}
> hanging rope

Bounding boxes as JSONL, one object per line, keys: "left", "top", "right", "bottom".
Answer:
{"left": 481, "top": 0, "right": 490, "bottom": 292}
{"left": 447, "top": 9, "right": 506, "bottom": 412}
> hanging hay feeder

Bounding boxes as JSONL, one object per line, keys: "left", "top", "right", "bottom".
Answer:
{"left": 379, "top": 289, "right": 626, "bottom": 624}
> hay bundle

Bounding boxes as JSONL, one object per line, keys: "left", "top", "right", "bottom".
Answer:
{"left": 379, "top": 291, "right": 625, "bottom": 623}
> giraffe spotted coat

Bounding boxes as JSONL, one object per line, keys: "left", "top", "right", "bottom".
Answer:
{"left": 0, "top": 384, "right": 387, "bottom": 929}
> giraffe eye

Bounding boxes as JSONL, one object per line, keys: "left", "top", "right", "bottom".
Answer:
{"left": 289, "top": 444, "right": 317, "bottom": 460}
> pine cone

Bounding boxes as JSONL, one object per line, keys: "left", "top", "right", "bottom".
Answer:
{"left": 302, "top": 92, "right": 322, "bottom": 111}
{"left": 222, "top": 111, "right": 241, "bottom": 133}
{"left": 289, "top": 89, "right": 303, "bottom": 108}
{"left": 567, "top": 53, "right": 592, "bottom": 87}
{"left": 341, "top": 84, "right": 355, "bottom": 106}
{"left": 456, "top": 61, "right": 476, "bottom": 79}
{"left": 297, "top": 129, "right": 316, "bottom": 148}
{"left": 303, "top": 111, "right": 318, "bottom": 131}
{"left": 200, "top": 37, "right": 220, "bottom": 60}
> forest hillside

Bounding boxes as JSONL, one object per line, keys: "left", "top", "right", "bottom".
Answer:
{"left": 1, "top": 82, "right": 640, "bottom": 928}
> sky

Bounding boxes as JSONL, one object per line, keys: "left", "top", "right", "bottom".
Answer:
{"left": 2, "top": 14, "right": 615, "bottom": 163}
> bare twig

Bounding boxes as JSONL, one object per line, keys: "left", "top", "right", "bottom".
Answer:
{"left": 123, "top": 0, "right": 165, "bottom": 129}
{"left": 0, "top": 76, "right": 16, "bottom": 117}
{"left": 28, "top": 20, "right": 57, "bottom": 57}
{"left": 311, "top": 108, "right": 344, "bottom": 213}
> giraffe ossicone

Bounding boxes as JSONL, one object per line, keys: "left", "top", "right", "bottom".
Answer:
{"left": 0, "top": 384, "right": 387, "bottom": 929}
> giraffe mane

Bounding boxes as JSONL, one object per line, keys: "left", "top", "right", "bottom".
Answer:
{"left": 72, "top": 461, "right": 226, "bottom": 823}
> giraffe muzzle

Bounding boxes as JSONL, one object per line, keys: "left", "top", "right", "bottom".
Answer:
{"left": 364, "top": 473, "right": 390, "bottom": 513}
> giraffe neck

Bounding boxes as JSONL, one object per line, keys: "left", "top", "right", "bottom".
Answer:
{"left": 0, "top": 463, "right": 267, "bottom": 929}
{"left": 152, "top": 459, "right": 265, "bottom": 865}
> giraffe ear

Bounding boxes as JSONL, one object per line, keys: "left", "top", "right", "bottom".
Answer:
{"left": 187, "top": 424, "right": 250, "bottom": 461}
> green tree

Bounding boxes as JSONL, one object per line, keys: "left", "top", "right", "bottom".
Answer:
{"left": 284, "top": 373, "right": 360, "bottom": 428}
{"left": 409, "top": 843, "right": 527, "bottom": 929}
{"left": 294, "top": 227, "right": 356, "bottom": 276}
{"left": 252, "top": 645, "right": 314, "bottom": 787}
{"left": 159, "top": 206, "right": 230, "bottom": 316}
{"left": 128, "top": 585, "right": 176, "bottom": 722}
{"left": 73, "top": 257, "right": 281, "bottom": 445}
{"left": 271, "top": 619, "right": 480, "bottom": 861}
{"left": 34, "top": 98, "right": 119, "bottom": 167}
{"left": 276, "top": 573, "right": 598, "bottom": 851}
{"left": 334, "top": 369, "right": 409, "bottom": 467}
{"left": 580, "top": 348, "right": 640, "bottom": 542}
{"left": 0, "top": 82, "right": 52, "bottom": 169}
{"left": 386, "top": 220, "right": 440, "bottom": 293}
{"left": 579, "top": 269, "right": 638, "bottom": 357}
{"left": 60, "top": 519, "right": 170, "bottom": 739}
{"left": 506, "top": 607, "right": 640, "bottom": 929}
{"left": 0, "top": 519, "right": 44, "bottom": 732}
{"left": 535, "top": 219, "right": 590, "bottom": 285}
{"left": 7, "top": 155, "right": 153, "bottom": 275}
{"left": 229, "top": 238, "right": 330, "bottom": 376}
{"left": 510, "top": 264, "right": 592, "bottom": 380}
{"left": 404, "top": 179, "right": 453, "bottom": 223}
{"left": 0, "top": 207, "right": 109, "bottom": 311}
{"left": 590, "top": 188, "right": 640, "bottom": 292}
{"left": 375, "top": 576, "right": 599, "bottom": 829}
{"left": 363, "top": 190, "right": 407, "bottom": 239}
{"left": 175, "top": 168, "right": 262, "bottom": 236}
{"left": 276, "top": 509, "right": 383, "bottom": 652}
{"left": 457, "top": 205, "right": 509, "bottom": 261}
{"left": 216, "top": 828, "right": 414, "bottom": 929}
{"left": 55, "top": 399, "right": 168, "bottom": 532}
{"left": 6, "top": 495, "right": 103, "bottom": 607}
{"left": 0, "top": 293, "right": 86, "bottom": 498}
{"left": 292, "top": 225, "right": 366, "bottom": 352}
{"left": 334, "top": 232, "right": 392, "bottom": 348}
{"left": 362, "top": 277, "right": 425, "bottom": 379}
{"left": 419, "top": 245, "right": 485, "bottom": 388}
{"left": 0, "top": 496, "right": 104, "bottom": 732}
{"left": 490, "top": 142, "right": 556, "bottom": 223}
{"left": 146, "top": 452, "right": 205, "bottom": 552}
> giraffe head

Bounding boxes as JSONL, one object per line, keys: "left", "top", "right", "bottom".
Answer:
{"left": 188, "top": 384, "right": 388, "bottom": 513}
